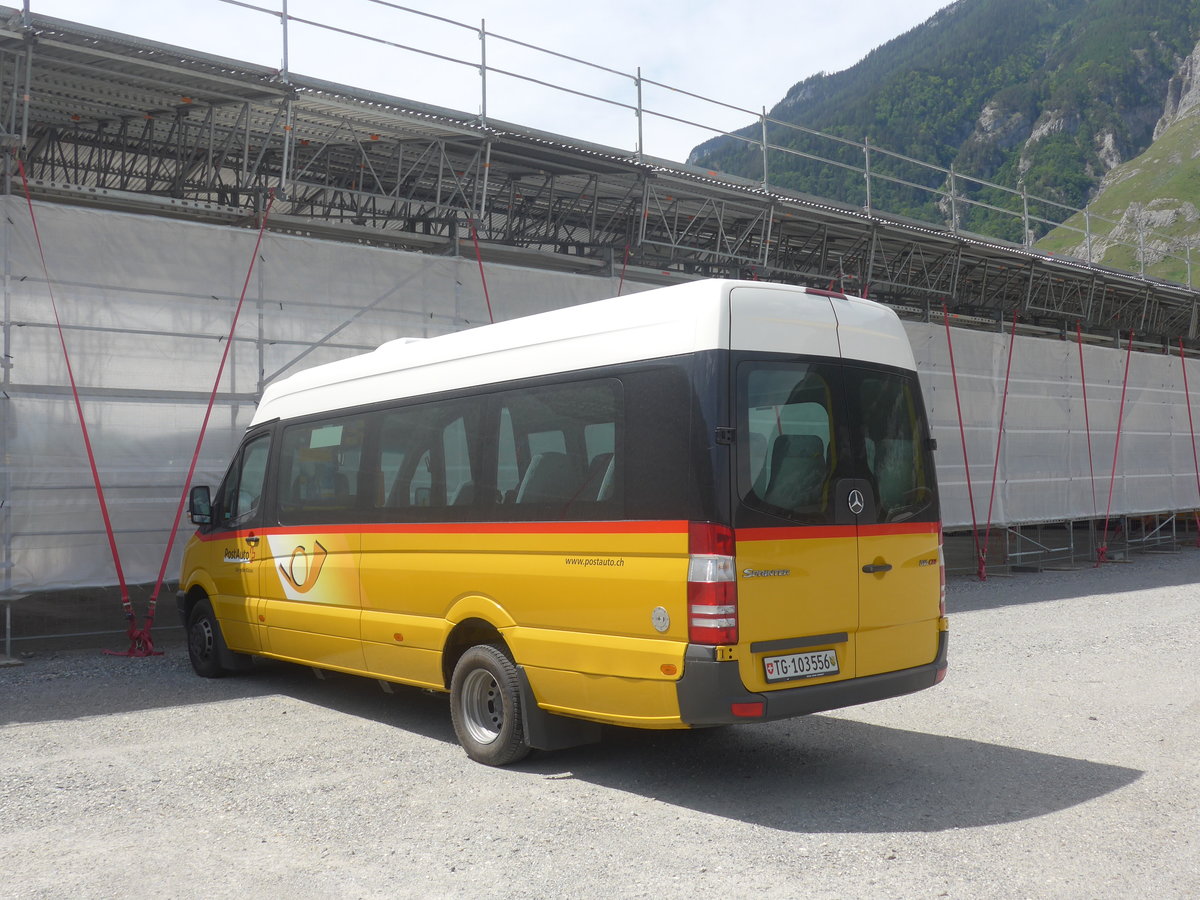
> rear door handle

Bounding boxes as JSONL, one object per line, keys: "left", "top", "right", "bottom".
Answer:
{"left": 862, "top": 563, "right": 892, "bottom": 574}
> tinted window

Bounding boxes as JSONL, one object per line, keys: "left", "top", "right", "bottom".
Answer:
{"left": 214, "top": 432, "right": 271, "bottom": 529}
{"left": 276, "top": 417, "right": 365, "bottom": 524}
{"left": 856, "top": 371, "right": 935, "bottom": 523}
{"left": 496, "top": 380, "right": 622, "bottom": 518}
{"left": 739, "top": 362, "right": 839, "bottom": 523}
{"left": 737, "top": 360, "right": 936, "bottom": 525}
{"left": 376, "top": 399, "right": 480, "bottom": 516}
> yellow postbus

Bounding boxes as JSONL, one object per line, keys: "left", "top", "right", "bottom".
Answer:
{"left": 178, "top": 279, "right": 947, "bottom": 765}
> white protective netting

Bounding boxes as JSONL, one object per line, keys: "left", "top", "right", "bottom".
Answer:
{"left": 907, "top": 322, "right": 1200, "bottom": 529}
{"left": 3, "top": 197, "right": 1200, "bottom": 595}
{"left": 0, "top": 197, "right": 648, "bottom": 595}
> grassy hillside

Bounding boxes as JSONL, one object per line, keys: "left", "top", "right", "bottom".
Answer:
{"left": 1038, "top": 113, "right": 1200, "bottom": 286}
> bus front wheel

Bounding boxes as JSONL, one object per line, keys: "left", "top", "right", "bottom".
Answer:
{"left": 450, "top": 644, "right": 531, "bottom": 766}
{"left": 187, "top": 598, "right": 232, "bottom": 678}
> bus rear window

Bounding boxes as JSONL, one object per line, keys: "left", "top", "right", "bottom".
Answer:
{"left": 736, "top": 361, "right": 936, "bottom": 525}
{"left": 739, "top": 363, "right": 838, "bottom": 523}
{"left": 857, "top": 373, "right": 935, "bottom": 523}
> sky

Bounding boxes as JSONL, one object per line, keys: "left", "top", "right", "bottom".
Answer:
{"left": 25, "top": 0, "right": 952, "bottom": 162}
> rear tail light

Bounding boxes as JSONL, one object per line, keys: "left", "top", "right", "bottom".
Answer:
{"left": 938, "top": 524, "right": 946, "bottom": 618}
{"left": 688, "top": 522, "right": 737, "bottom": 645}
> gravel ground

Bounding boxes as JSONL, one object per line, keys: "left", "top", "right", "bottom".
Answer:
{"left": 2, "top": 552, "right": 1198, "bottom": 899}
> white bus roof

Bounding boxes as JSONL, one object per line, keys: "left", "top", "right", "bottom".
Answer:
{"left": 252, "top": 279, "right": 916, "bottom": 425}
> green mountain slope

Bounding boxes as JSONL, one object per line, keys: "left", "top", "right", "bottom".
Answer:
{"left": 688, "top": 0, "right": 1200, "bottom": 241}
{"left": 1039, "top": 110, "right": 1200, "bottom": 285}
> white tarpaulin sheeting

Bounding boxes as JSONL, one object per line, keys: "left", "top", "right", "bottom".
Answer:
{"left": 3, "top": 197, "right": 1200, "bottom": 595}
{"left": 908, "top": 322, "right": 1200, "bottom": 529}
{"left": 1, "top": 198, "right": 648, "bottom": 595}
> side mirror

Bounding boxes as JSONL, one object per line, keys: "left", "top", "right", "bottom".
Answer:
{"left": 189, "top": 485, "right": 212, "bottom": 525}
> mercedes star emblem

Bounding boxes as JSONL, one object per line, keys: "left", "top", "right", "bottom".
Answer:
{"left": 848, "top": 489, "right": 865, "bottom": 515}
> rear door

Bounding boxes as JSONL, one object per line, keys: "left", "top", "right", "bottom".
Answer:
{"left": 732, "top": 358, "right": 861, "bottom": 690}
{"left": 846, "top": 366, "right": 941, "bottom": 676}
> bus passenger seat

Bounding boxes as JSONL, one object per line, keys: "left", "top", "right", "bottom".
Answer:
{"left": 450, "top": 481, "right": 475, "bottom": 505}
{"left": 763, "top": 434, "right": 827, "bottom": 510}
{"left": 578, "top": 452, "right": 614, "bottom": 502}
{"left": 516, "top": 452, "right": 580, "bottom": 504}
{"left": 595, "top": 454, "right": 616, "bottom": 501}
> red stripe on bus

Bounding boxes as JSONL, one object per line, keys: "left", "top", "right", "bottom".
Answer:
{"left": 737, "top": 521, "right": 938, "bottom": 542}
{"left": 194, "top": 520, "right": 690, "bottom": 542}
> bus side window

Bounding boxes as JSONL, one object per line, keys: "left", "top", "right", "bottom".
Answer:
{"left": 276, "top": 418, "right": 365, "bottom": 525}
{"left": 214, "top": 432, "right": 271, "bottom": 529}
{"left": 376, "top": 399, "right": 481, "bottom": 516}
{"left": 499, "top": 379, "right": 622, "bottom": 516}
{"left": 496, "top": 407, "right": 520, "bottom": 503}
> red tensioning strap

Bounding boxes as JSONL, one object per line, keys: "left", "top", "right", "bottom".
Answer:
{"left": 133, "top": 191, "right": 278, "bottom": 657}
{"left": 980, "top": 311, "right": 1018, "bottom": 579}
{"left": 1076, "top": 324, "right": 1098, "bottom": 520}
{"left": 617, "top": 243, "right": 631, "bottom": 296}
{"left": 1098, "top": 331, "right": 1134, "bottom": 565}
{"left": 467, "top": 218, "right": 495, "bottom": 324}
{"left": 942, "top": 305, "right": 984, "bottom": 579}
{"left": 1178, "top": 339, "right": 1200, "bottom": 545}
{"left": 17, "top": 158, "right": 130, "bottom": 607}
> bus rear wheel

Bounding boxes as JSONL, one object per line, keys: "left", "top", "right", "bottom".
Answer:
{"left": 450, "top": 644, "right": 530, "bottom": 766}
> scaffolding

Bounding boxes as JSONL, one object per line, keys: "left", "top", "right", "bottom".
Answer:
{"left": 0, "top": 3, "right": 1196, "bottom": 337}
{"left": 4, "top": 3, "right": 1200, "bottom": 647}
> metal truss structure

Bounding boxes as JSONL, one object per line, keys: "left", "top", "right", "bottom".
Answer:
{"left": 2, "top": 5, "right": 1199, "bottom": 341}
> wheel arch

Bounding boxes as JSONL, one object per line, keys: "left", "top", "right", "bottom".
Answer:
{"left": 441, "top": 616, "right": 508, "bottom": 689}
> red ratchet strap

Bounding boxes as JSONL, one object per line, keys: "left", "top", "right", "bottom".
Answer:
{"left": 1076, "top": 325, "right": 1098, "bottom": 521}
{"left": 980, "top": 312, "right": 1018, "bottom": 579}
{"left": 127, "top": 191, "right": 278, "bottom": 658}
{"left": 467, "top": 218, "right": 495, "bottom": 324}
{"left": 617, "top": 243, "right": 631, "bottom": 296}
{"left": 943, "top": 304, "right": 984, "bottom": 579}
{"left": 1097, "top": 331, "right": 1134, "bottom": 565}
{"left": 1178, "top": 339, "right": 1200, "bottom": 546}
{"left": 16, "top": 158, "right": 132, "bottom": 611}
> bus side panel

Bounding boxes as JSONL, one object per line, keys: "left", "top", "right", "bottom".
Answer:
{"left": 258, "top": 531, "right": 366, "bottom": 671}
{"left": 360, "top": 610, "right": 448, "bottom": 689}
{"left": 521, "top": 665, "right": 686, "bottom": 728}
{"left": 187, "top": 531, "right": 263, "bottom": 654}
{"left": 855, "top": 525, "right": 941, "bottom": 677}
{"left": 359, "top": 525, "right": 690, "bottom": 713}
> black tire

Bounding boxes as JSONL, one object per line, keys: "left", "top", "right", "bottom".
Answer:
{"left": 450, "top": 644, "right": 531, "bottom": 766}
{"left": 186, "top": 598, "right": 232, "bottom": 678}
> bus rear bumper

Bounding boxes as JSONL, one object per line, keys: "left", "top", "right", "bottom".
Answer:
{"left": 676, "top": 631, "right": 948, "bottom": 726}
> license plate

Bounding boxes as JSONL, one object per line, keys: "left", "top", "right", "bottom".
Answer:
{"left": 763, "top": 649, "right": 839, "bottom": 683}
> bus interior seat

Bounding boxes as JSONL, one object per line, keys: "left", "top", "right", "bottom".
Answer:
{"left": 762, "top": 434, "right": 828, "bottom": 510}
{"left": 516, "top": 452, "right": 581, "bottom": 504}
{"left": 579, "top": 452, "right": 614, "bottom": 502}
{"left": 594, "top": 453, "right": 616, "bottom": 502}
{"left": 450, "top": 481, "right": 475, "bottom": 506}
{"left": 748, "top": 432, "right": 767, "bottom": 486}
{"left": 873, "top": 438, "right": 914, "bottom": 508}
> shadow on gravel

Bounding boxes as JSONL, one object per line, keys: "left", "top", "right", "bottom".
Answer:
{"left": 4, "top": 645, "right": 1142, "bottom": 834}
{"left": 519, "top": 716, "right": 1142, "bottom": 834}
{"left": 947, "top": 546, "right": 1200, "bottom": 614}
{"left": 0, "top": 646, "right": 457, "bottom": 747}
